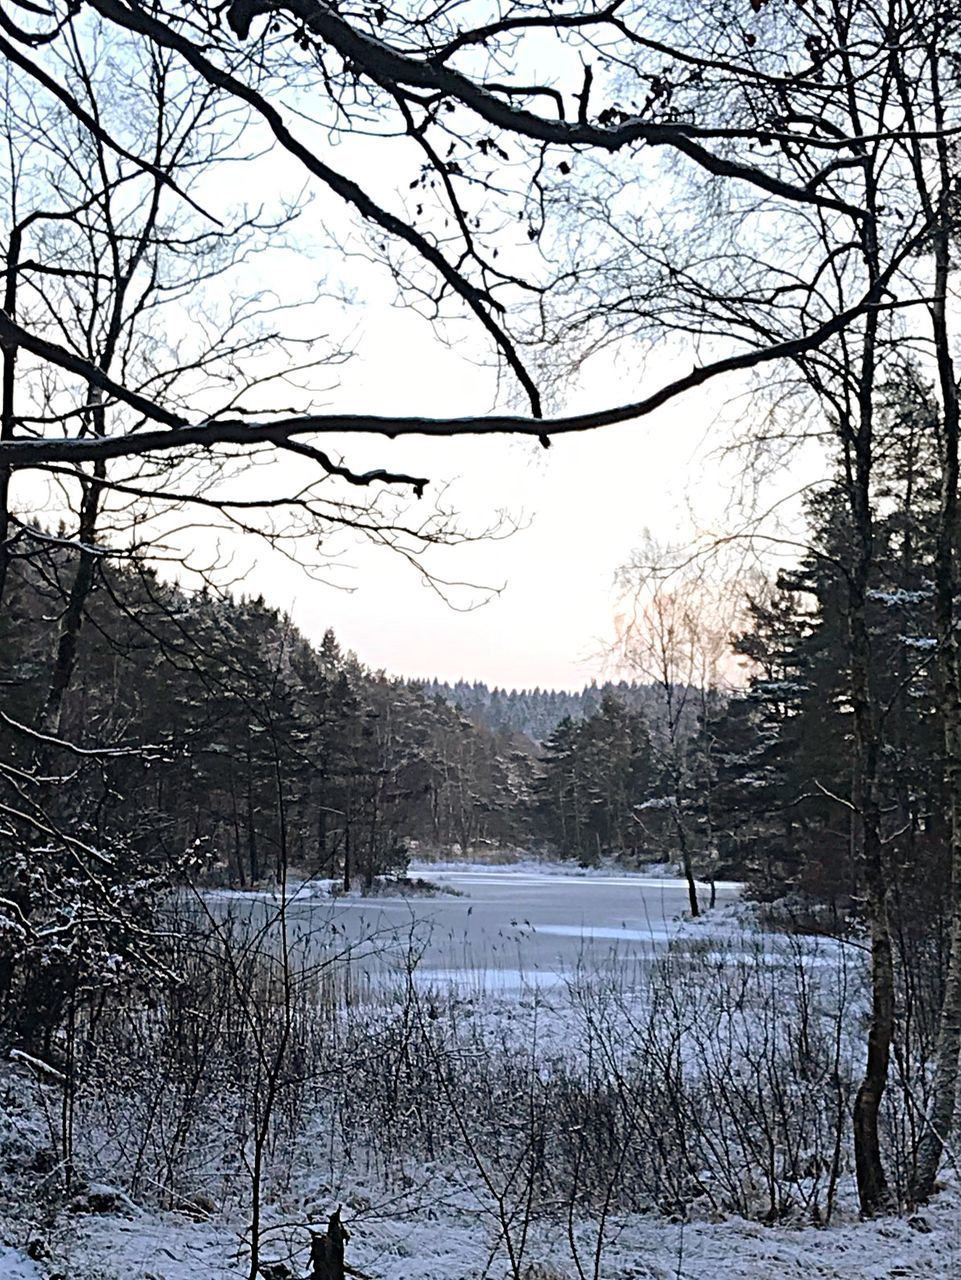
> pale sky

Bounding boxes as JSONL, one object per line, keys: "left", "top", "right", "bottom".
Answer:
{"left": 231, "top": 303, "right": 793, "bottom": 691}
{"left": 181, "top": 120, "right": 820, "bottom": 691}
{"left": 127, "top": 101, "right": 757, "bottom": 693}
{"left": 13, "top": 86, "right": 823, "bottom": 693}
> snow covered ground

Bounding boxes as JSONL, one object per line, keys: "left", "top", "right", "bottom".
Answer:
{"left": 3, "top": 865, "right": 955, "bottom": 1280}
{"left": 3, "top": 1173, "right": 961, "bottom": 1280}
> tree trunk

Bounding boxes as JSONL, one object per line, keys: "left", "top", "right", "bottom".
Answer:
{"left": 844, "top": 207, "right": 893, "bottom": 1210}
{"left": 674, "top": 804, "right": 699, "bottom": 917}
{"left": 911, "top": 177, "right": 961, "bottom": 1203}
{"left": 40, "top": 473, "right": 102, "bottom": 734}
{"left": 849, "top": 549, "right": 893, "bottom": 1213}
{"left": 317, "top": 800, "right": 328, "bottom": 873}
{"left": 849, "top": 522, "right": 895, "bottom": 1213}
{"left": 853, "top": 822, "right": 895, "bottom": 1214}
{"left": 232, "top": 787, "right": 247, "bottom": 888}
{"left": 246, "top": 750, "right": 260, "bottom": 884}
{"left": 309, "top": 1209, "right": 349, "bottom": 1280}
{"left": 849, "top": 589, "right": 896, "bottom": 1214}
{"left": 0, "top": 222, "right": 23, "bottom": 609}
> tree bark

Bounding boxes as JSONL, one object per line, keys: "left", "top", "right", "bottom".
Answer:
{"left": 310, "top": 1209, "right": 348, "bottom": 1280}
{"left": 849, "top": 511, "right": 894, "bottom": 1212}
{"left": 836, "top": 110, "right": 895, "bottom": 1209}
{"left": 39, "top": 467, "right": 103, "bottom": 734}
{"left": 911, "top": 173, "right": 961, "bottom": 1202}
{"left": 0, "top": 222, "right": 23, "bottom": 608}
{"left": 247, "top": 743, "right": 260, "bottom": 884}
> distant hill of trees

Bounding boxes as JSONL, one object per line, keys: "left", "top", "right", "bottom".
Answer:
{"left": 0, "top": 547, "right": 545, "bottom": 896}
{"left": 416, "top": 678, "right": 664, "bottom": 742}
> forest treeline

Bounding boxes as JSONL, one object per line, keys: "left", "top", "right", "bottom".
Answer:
{"left": 419, "top": 678, "right": 664, "bottom": 741}
{"left": 3, "top": 548, "right": 537, "bottom": 892}
{"left": 3, "top": 359, "right": 952, "bottom": 924}
{"left": 713, "top": 372, "right": 949, "bottom": 931}
{"left": 3, "top": 541, "right": 709, "bottom": 892}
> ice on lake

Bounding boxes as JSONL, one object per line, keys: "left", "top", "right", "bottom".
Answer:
{"left": 207, "top": 865, "right": 750, "bottom": 996}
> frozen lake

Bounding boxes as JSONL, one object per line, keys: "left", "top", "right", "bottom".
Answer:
{"left": 226, "top": 866, "right": 743, "bottom": 992}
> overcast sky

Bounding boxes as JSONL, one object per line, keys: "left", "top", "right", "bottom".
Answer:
{"left": 116, "top": 111, "right": 771, "bottom": 694}
{"left": 17, "top": 109, "right": 819, "bottom": 694}
{"left": 185, "top": 119, "right": 827, "bottom": 692}
{"left": 229, "top": 299, "right": 781, "bottom": 691}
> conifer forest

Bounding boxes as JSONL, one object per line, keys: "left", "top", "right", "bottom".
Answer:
{"left": 2, "top": 0, "right": 961, "bottom": 1275}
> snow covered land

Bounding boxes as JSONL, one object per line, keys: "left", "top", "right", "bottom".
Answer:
{"left": 2, "top": 865, "right": 960, "bottom": 1279}
{"left": 3, "top": 1175, "right": 961, "bottom": 1280}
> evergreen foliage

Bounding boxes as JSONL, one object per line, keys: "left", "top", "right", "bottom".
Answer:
{"left": 711, "top": 372, "right": 948, "bottom": 922}
{"left": 419, "top": 677, "right": 663, "bottom": 741}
